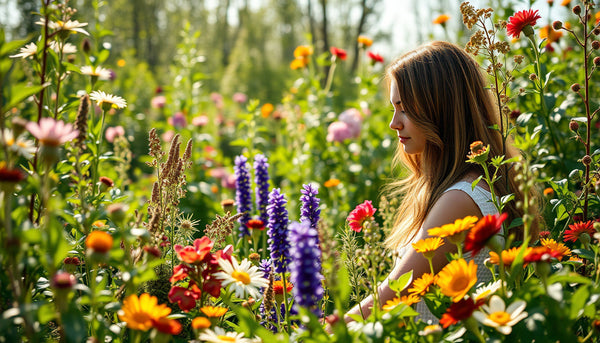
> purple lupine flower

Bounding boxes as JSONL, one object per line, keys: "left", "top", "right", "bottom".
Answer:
{"left": 234, "top": 155, "right": 253, "bottom": 236}
{"left": 259, "top": 258, "right": 272, "bottom": 279}
{"left": 254, "top": 154, "right": 271, "bottom": 224}
{"left": 300, "top": 184, "right": 321, "bottom": 231}
{"left": 267, "top": 188, "right": 289, "bottom": 274}
{"left": 288, "top": 221, "right": 324, "bottom": 315}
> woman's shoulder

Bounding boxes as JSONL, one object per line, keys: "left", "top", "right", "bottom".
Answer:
{"left": 421, "top": 187, "right": 484, "bottom": 231}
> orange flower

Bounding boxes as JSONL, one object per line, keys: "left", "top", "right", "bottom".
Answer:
{"left": 324, "top": 178, "right": 341, "bottom": 188}
{"left": 290, "top": 58, "right": 306, "bottom": 70}
{"left": 543, "top": 187, "right": 554, "bottom": 196}
{"left": 357, "top": 35, "right": 373, "bottom": 47}
{"left": 174, "top": 236, "right": 214, "bottom": 264}
{"left": 436, "top": 259, "right": 478, "bottom": 302}
{"left": 200, "top": 306, "right": 228, "bottom": 318}
{"left": 489, "top": 247, "right": 532, "bottom": 267}
{"left": 412, "top": 237, "right": 444, "bottom": 259}
{"left": 539, "top": 25, "right": 563, "bottom": 43}
{"left": 246, "top": 219, "right": 265, "bottom": 231}
{"left": 85, "top": 231, "right": 113, "bottom": 253}
{"left": 192, "top": 316, "right": 211, "bottom": 329}
{"left": 540, "top": 238, "right": 571, "bottom": 259}
{"left": 401, "top": 294, "right": 420, "bottom": 306}
{"left": 261, "top": 103, "right": 274, "bottom": 118}
{"left": 118, "top": 293, "right": 181, "bottom": 334}
{"left": 433, "top": 14, "right": 450, "bottom": 25}
{"left": 561, "top": 0, "right": 571, "bottom": 6}
{"left": 408, "top": 273, "right": 437, "bottom": 296}
{"left": 273, "top": 279, "right": 293, "bottom": 295}
{"left": 428, "top": 216, "right": 478, "bottom": 243}
{"left": 294, "top": 45, "right": 313, "bottom": 58}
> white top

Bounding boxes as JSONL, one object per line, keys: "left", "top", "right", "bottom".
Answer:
{"left": 413, "top": 181, "right": 499, "bottom": 323}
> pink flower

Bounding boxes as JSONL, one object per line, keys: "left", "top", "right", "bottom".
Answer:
{"left": 210, "top": 92, "right": 224, "bottom": 109}
{"left": 221, "top": 173, "right": 236, "bottom": 189}
{"left": 161, "top": 130, "right": 174, "bottom": 143}
{"left": 347, "top": 200, "right": 377, "bottom": 232}
{"left": 192, "top": 115, "right": 209, "bottom": 127}
{"left": 339, "top": 108, "right": 363, "bottom": 136}
{"left": 26, "top": 118, "right": 78, "bottom": 147}
{"left": 232, "top": 92, "right": 247, "bottom": 104}
{"left": 326, "top": 121, "right": 354, "bottom": 142}
{"left": 169, "top": 111, "right": 187, "bottom": 129}
{"left": 174, "top": 236, "right": 214, "bottom": 264}
{"left": 105, "top": 125, "right": 125, "bottom": 143}
{"left": 151, "top": 95, "right": 166, "bottom": 109}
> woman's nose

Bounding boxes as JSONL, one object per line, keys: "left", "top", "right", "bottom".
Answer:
{"left": 389, "top": 112, "right": 403, "bottom": 131}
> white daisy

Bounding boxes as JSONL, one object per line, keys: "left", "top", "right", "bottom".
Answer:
{"left": 473, "top": 295, "right": 528, "bottom": 335}
{"left": 35, "top": 18, "right": 89, "bottom": 36}
{"left": 198, "top": 326, "right": 253, "bottom": 343}
{"left": 472, "top": 280, "right": 504, "bottom": 302}
{"left": 80, "top": 66, "right": 112, "bottom": 80}
{"left": 2, "top": 129, "right": 36, "bottom": 159}
{"left": 10, "top": 42, "right": 37, "bottom": 59}
{"left": 89, "top": 90, "right": 127, "bottom": 110}
{"left": 214, "top": 256, "right": 268, "bottom": 299}
{"left": 50, "top": 41, "right": 77, "bottom": 54}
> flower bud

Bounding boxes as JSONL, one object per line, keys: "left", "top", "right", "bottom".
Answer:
{"left": 569, "top": 120, "right": 579, "bottom": 131}
{"left": 593, "top": 41, "right": 600, "bottom": 50}
{"left": 81, "top": 38, "right": 92, "bottom": 55}
{"left": 52, "top": 271, "right": 77, "bottom": 290}
{"left": 249, "top": 252, "right": 260, "bottom": 264}
{"left": 529, "top": 73, "right": 538, "bottom": 81}
{"left": 582, "top": 155, "right": 592, "bottom": 166}
{"left": 594, "top": 57, "right": 600, "bottom": 66}
{"left": 594, "top": 28, "right": 600, "bottom": 36}
{"left": 552, "top": 20, "right": 562, "bottom": 30}
{"left": 107, "top": 203, "right": 128, "bottom": 224}
{"left": 221, "top": 199, "right": 235, "bottom": 214}
{"left": 573, "top": 5, "right": 581, "bottom": 15}
{"left": 571, "top": 83, "right": 581, "bottom": 92}
{"left": 98, "top": 176, "right": 114, "bottom": 193}
{"left": 580, "top": 232, "right": 591, "bottom": 247}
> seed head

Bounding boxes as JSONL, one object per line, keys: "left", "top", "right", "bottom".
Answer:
{"left": 571, "top": 83, "right": 581, "bottom": 92}
{"left": 593, "top": 41, "right": 600, "bottom": 50}
{"left": 552, "top": 20, "right": 562, "bottom": 30}
{"left": 582, "top": 155, "right": 592, "bottom": 166}
{"left": 569, "top": 120, "right": 579, "bottom": 131}
{"left": 594, "top": 56, "right": 600, "bottom": 66}
{"left": 573, "top": 5, "right": 581, "bottom": 15}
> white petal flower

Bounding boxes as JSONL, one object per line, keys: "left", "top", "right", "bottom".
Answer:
{"left": 36, "top": 18, "right": 89, "bottom": 35}
{"left": 213, "top": 256, "right": 268, "bottom": 299}
{"left": 3, "top": 129, "right": 36, "bottom": 159}
{"left": 198, "top": 326, "right": 253, "bottom": 343}
{"left": 50, "top": 41, "right": 77, "bottom": 54}
{"left": 473, "top": 295, "right": 528, "bottom": 335}
{"left": 89, "top": 90, "right": 127, "bottom": 110}
{"left": 472, "top": 280, "right": 504, "bottom": 301}
{"left": 10, "top": 42, "right": 37, "bottom": 59}
{"left": 80, "top": 66, "right": 112, "bottom": 80}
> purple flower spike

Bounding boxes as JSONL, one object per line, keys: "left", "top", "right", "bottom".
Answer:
{"left": 234, "top": 155, "right": 253, "bottom": 236}
{"left": 288, "top": 221, "right": 324, "bottom": 316}
{"left": 254, "top": 154, "right": 271, "bottom": 224}
{"left": 267, "top": 188, "right": 290, "bottom": 274}
{"left": 300, "top": 184, "right": 321, "bottom": 231}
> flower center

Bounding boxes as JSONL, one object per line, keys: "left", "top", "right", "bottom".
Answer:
{"left": 6, "top": 138, "right": 14, "bottom": 146}
{"left": 216, "top": 335, "right": 236, "bottom": 341}
{"left": 488, "top": 311, "right": 511, "bottom": 326}
{"left": 450, "top": 275, "right": 470, "bottom": 292}
{"left": 231, "top": 270, "right": 251, "bottom": 285}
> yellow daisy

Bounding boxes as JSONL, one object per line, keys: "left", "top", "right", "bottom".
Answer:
{"left": 540, "top": 238, "right": 571, "bottom": 259}
{"left": 489, "top": 247, "right": 532, "bottom": 267}
{"left": 408, "top": 273, "right": 437, "bottom": 296}
{"left": 201, "top": 306, "right": 228, "bottom": 318}
{"left": 427, "top": 216, "right": 478, "bottom": 243}
{"left": 118, "top": 293, "right": 171, "bottom": 331}
{"left": 436, "top": 259, "right": 478, "bottom": 302}
{"left": 412, "top": 237, "right": 444, "bottom": 259}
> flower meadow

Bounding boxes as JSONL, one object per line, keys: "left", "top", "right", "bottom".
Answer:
{"left": 2, "top": 1, "right": 600, "bottom": 342}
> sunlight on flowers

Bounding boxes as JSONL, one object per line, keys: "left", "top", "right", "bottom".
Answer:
{"left": 436, "top": 259, "right": 478, "bottom": 302}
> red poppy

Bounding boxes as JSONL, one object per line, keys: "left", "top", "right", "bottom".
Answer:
{"left": 168, "top": 284, "right": 201, "bottom": 312}
{"left": 174, "top": 236, "right": 214, "bottom": 264}
{"left": 367, "top": 51, "right": 384, "bottom": 64}
{"left": 507, "top": 9, "right": 541, "bottom": 38}
{"left": 439, "top": 297, "right": 484, "bottom": 328}
{"left": 330, "top": 47, "right": 347, "bottom": 60}
{"left": 347, "top": 200, "right": 377, "bottom": 232}
{"left": 464, "top": 213, "right": 507, "bottom": 256}
{"left": 563, "top": 220, "right": 595, "bottom": 242}
{"left": 152, "top": 316, "right": 182, "bottom": 335}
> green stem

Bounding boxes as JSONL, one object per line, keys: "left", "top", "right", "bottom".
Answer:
{"left": 323, "top": 59, "right": 337, "bottom": 95}
{"left": 281, "top": 273, "right": 291, "bottom": 333}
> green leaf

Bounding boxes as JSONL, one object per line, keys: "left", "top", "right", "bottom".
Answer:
{"left": 2, "top": 83, "right": 49, "bottom": 114}
{"left": 471, "top": 176, "right": 483, "bottom": 191}
{"left": 389, "top": 270, "right": 412, "bottom": 294}
{"left": 569, "top": 285, "right": 589, "bottom": 320}
{"left": 37, "top": 302, "right": 55, "bottom": 324}
{"left": 571, "top": 248, "right": 595, "bottom": 261}
{"left": 97, "top": 49, "right": 110, "bottom": 64}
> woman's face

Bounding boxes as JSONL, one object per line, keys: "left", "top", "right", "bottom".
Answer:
{"left": 389, "top": 80, "right": 427, "bottom": 155}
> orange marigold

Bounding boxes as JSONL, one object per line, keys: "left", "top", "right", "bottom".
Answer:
{"left": 357, "top": 35, "right": 373, "bottom": 47}
{"left": 433, "top": 14, "right": 450, "bottom": 25}
{"left": 85, "top": 230, "right": 113, "bottom": 253}
{"left": 324, "top": 178, "right": 341, "bottom": 188}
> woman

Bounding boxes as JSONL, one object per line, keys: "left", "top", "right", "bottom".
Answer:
{"left": 346, "top": 41, "right": 534, "bottom": 323}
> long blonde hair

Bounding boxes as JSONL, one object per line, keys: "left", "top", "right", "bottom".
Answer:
{"left": 384, "top": 41, "right": 529, "bottom": 249}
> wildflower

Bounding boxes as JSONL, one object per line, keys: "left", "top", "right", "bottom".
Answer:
{"left": 419, "top": 324, "right": 443, "bottom": 337}
{"left": 89, "top": 90, "right": 127, "bottom": 111}
{"left": 290, "top": 58, "right": 306, "bottom": 70}
{"left": 151, "top": 95, "right": 167, "bottom": 109}
{"left": 300, "top": 184, "right": 321, "bottom": 230}
{"left": 2, "top": 129, "right": 36, "bottom": 159}
{"left": 9, "top": 42, "right": 37, "bottom": 59}
{"left": 254, "top": 154, "right": 271, "bottom": 224}
{"left": 192, "top": 317, "right": 212, "bottom": 329}
{"left": 174, "top": 236, "right": 214, "bottom": 264}
{"left": 199, "top": 327, "right": 251, "bottom": 343}
{"left": 272, "top": 279, "right": 293, "bottom": 295}
{"left": 35, "top": 18, "right": 89, "bottom": 36}
{"left": 233, "top": 92, "right": 247, "bottom": 104}
{"left": 540, "top": 238, "right": 571, "bottom": 259}
{"left": 540, "top": 25, "right": 563, "bottom": 43}
{"left": 80, "top": 65, "right": 112, "bottom": 81}
{"left": 439, "top": 297, "right": 484, "bottom": 328}
{"left": 330, "top": 46, "right": 347, "bottom": 60}
{"left": 261, "top": 103, "right": 274, "bottom": 118}
{"left": 26, "top": 118, "right": 78, "bottom": 147}
{"left": 170, "top": 263, "right": 191, "bottom": 283}
{"left": 561, "top": 0, "right": 571, "bottom": 6}
{"left": 507, "top": 9, "right": 541, "bottom": 39}
{"left": 563, "top": 220, "right": 595, "bottom": 242}
{"left": 473, "top": 295, "right": 528, "bottom": 334}
{"left": 382, "top": 297, "right": 402, "bottom": 311}
{"left": 267, "top": 188, "right": 290, "bottom": 274}
{"left": 339, "top": 108, "right": 363, "bottom": 137}
{"left": 357, "top": 35, "right": 373, "bottom": 47}
{"left": 489, "top": 247, "right": 531, "bottom": 267}
{"left": 436, "top": 259, "right": 478, "bottom": 302}
{"left": 288, "top": 221, "right": 324, "bottom": 315}
{"left": 538, "top": 230, "right": 551, "bottom": 238}
{"left": 246, "top": 219, "right": 265, "bottom": 231}
{"left": 168, "top": 284, "right": 201, "bottom": 312}
{"left": 234, "top": 155, "right": 253, "bottom": 236}
{"left": 85, "top": 231, "right": 113, "bottom": 254}
{"left": 0, "top": 163, "right": 26, "bottom": 184}
{"left": 105, "top": 126, "right": 125, "bottom": 143}
{"left": 327, "top": 121, "right": 354, "bottom": 142}
{"left": 524, "top": 246, "right": 563, "bottom": 263}
{"left": 428, "top": 216, "right": 478, "bottom": 244}
{"left": 324, "top": 178, "right": 341, "bottom": 188}
{"left": 466, "top": 141, "right": 489, "bottom": 163}
{"left": 464, "top": 213, "right": 508, "bottom": 256}
{"left": 543, "top": 187, "right": 554, "bottom": 196}
{"left": 472, "top": 280, "right": 503, "bottom": 301}
{"left": 433, "top": 14, "right": 450, "bottom": 25}
{"left": 118, "top": 293, "right": 181, "bottom": 334}
{"left": 347, "top": 200, "right": 377, "bottom": 232}
{"left": 201, "top": 306, "right": 228, "bottom": 318}
{"left": 192, "top": 115, "right": 209, "bottom": 126}
{"left": 367, "top": 51, "right": 384, "bottom": 64}
{"left": 412, "top": 237, "right": 444, "bottom": 259}
{"left": 51, "top": 271, "right": 77, "bottom": 289}
{"left": 408, "top": 273, "right": 437, "bottom": 295}
{"left": 169, "top": 112, "right": 187, "bottom": 129}
{"left": 98, "top": 176, "right": 114, "bottom": 192}
{"left": 294, "top": 45, "right": 313, "bottom": 59}
{"left": 214, "top": 256, "right": 269, "bottom": 299}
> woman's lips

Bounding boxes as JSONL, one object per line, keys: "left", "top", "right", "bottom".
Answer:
{"left": 399, "top": 136, "right": 410, "bottom": 143}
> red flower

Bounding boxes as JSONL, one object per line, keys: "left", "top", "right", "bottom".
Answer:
{"left": 563, "top": 220, "right": 595, "bottom": 242}
{"left": 507, "top": 9, "right": 541, "bottom": 38}
{"left": 464, "top": 213, "right": 508, "bottom": 256}
{"left": 202, "top": 276, "right": 223, "bottom": 298}
{"left": 0, "top": 164, "right": 26, "bottom": 183}
{"left": 439, "top": 297, "right": 484, "bottom": 328}
{"left": 524, "top": 246, "right": 563, "bottom": 263}
{"left": 246, "top": 219, "right": 265, "bottom": 231}
{"left": 538, "top": 230, "right": 551, "bottom": 238}
{"left": 168, "top": 284, "right": 201, "bottom": 312}
{"left": 347, "top": 200, "right": 377, "bottom": 232}
{"left": 330, "top": 47, "right": 347, "bottom": 60}
{"left": 170, "top": 264, "right": 190, "bottom": 283}
{"left": 174, "top": 236, "right": 214, "bottom": 264}
{"left": 273, "top": 279, "right": 293, "bottom": 295}
{"left": 367, "top": 51, "right": 384, "bottom": 64}
{"left": 152, "top": 316, "right": 182, "bottom": 335}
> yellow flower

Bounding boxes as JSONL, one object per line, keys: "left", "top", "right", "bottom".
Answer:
{"left": 117, "top": 59, "right": 126, "bottom": 67}
{"left": 412, "top": 237, "right": 444, "bottom": 259}
{"left": 408, "top": 273, "right": 437, "bottom": 296}
{"left": 324, "top": 178, "right": 341, "bottom": 188}
{"left": 561, "top": 0, "right": 571, "bottom": 6}
{"left": 382, "top": 297, "right": 402, "bottom": 311}
{"left": 436, "top": 259, "right": 478, "bottom": 302}
{"left": 540, "top": 238, "right": 571, "bottom": 259}
{"left": 433, "top": 14, "right": 450, "bottom": 25}
{"left": 192, "top": 316, "right": 211, "bottom": 329}
{"left": 201, "top": 306, "right": 228, "bottom": 318}
{"left": 357, "top": 35, "right": 373, "bottom": 47}
{"left": 85, "top": 230, "right": 113, "bottom": 254}
{"left": 489, "top": 247, "right": 532, "bottom": 266}
{"left": 118, "top": 293, "right": 172, "bottom": 331}
{"left": 401, "top": 294, "right": 420, "bottom": 306}
{"left": 261, "top": 103, "right": 274, "bottom": 118}
{"left": 290, "top": 58, "right": 306, "bottom": 70}
{"left": 294, "top": 45, "right": 313, "bottom": 58}
{"left": 427, "top": 216, "right": 478, "bottom": 243}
